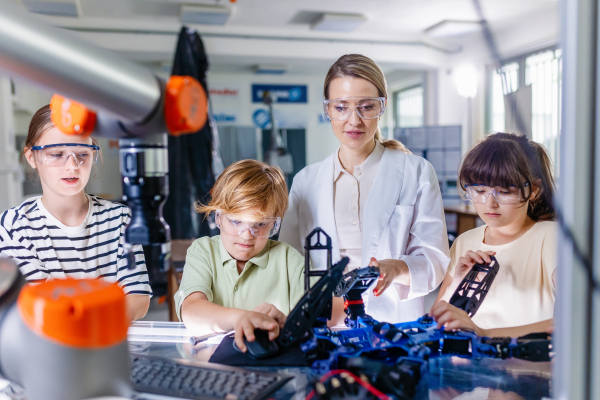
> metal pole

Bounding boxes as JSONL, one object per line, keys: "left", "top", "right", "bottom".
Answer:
{"left": 0, "top": 1, "right": 161, "bottom": 122}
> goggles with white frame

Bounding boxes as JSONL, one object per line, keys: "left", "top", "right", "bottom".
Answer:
{"left": 464, "top": 184, "right": 529, "bottom": 204}
{"left": 30, "top": 143, "right": 100, "bottom": 167}
{"left": 215, "top": 210, "right": 281, "bottom": 238}
{"left": 323, "top": 96, "right": 386, "bottom": 121}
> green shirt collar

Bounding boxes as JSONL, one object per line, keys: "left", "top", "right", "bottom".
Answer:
{"left": 217, "top": 235, "right": 270, "bottom": 269}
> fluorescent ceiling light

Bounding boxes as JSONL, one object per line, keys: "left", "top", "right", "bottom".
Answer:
{"left": 311, "top": 13, "right": 366, "bottom": 32}
{"left": 180, "top": 5, "right": 231, "bottom": 25}
{"left": 253, "top": 64, "right": 289, "bottom": 75}
{"left": 424, "top": 20, "right": 481, "bottom": 38}
{"left": 23, "top": 0, "right": 79, "bottom": 17}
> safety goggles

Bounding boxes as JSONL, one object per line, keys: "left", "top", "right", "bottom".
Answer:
{"left": 215, "top": 210, "right": 281, "bottom": 238}
{"left": 464, "top": 184, "right": 528, "bottom": 204}
{"left": 30, "top": 143, "right": 100, "bottom": 167}
{"left": 323, "top": 97, "right": 386, "bottom": 121}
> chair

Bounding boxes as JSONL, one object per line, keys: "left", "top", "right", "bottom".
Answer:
{"left": 167, "top": 239, "right": 195, "bottom": 322}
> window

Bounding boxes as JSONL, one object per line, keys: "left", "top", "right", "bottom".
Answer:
{"left": 488, "top": 48, "right": 562, "bottom": 166}
{"left": 395, "top": 85, "right": 424, "bottom": 128}
{"left": 526, "top": 49, "right": 562, "bottom": 164}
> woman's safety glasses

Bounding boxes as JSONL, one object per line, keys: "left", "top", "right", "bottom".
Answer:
{"left": 31, "top": 143, "right": 100, "bottom": 167}
{"left": 464, "top": 184, "right": 528, "bottom": 204}
{"left": 323, "top": 97, "right": 386, "bottom": 121}
{"left": 215, "top": 210, "right": 281, "bottom": 238}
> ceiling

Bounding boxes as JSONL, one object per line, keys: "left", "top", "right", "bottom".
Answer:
{"left": 12, "top": 0, "right": 559, "bottom": 75}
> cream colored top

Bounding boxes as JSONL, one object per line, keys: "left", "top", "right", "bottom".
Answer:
{"left": 333, "top": 141, "right": 385, "bottom": 270}
{"left": 444, "top": 221, "right": 557, "bottom": 330}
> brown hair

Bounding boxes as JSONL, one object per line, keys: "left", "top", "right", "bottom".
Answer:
{"left": 21, "top": 104, "right": 102, "bottom": 177}
{"left": 324, "top": 54, "right": 410, "bottom": 153}
{"left": 195, "top": 159, "right": 288, "bottom": 220}
{"left": 459, "top": 132, "right": 555, "bottom": 221}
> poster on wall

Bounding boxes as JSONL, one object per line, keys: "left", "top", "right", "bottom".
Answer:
{"left": 252, "top": 84, "right": 308, "bottom": 103}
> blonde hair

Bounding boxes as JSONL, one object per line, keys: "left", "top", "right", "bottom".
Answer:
{"left": 324, "top": 54, "right": 410, "bottom": 153}
{"left": 195, "top": 159, "right": 288, "bottom": 220}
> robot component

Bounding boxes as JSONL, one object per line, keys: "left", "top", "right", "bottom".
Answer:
{"left": 449, "top": 255, "right": 500, "bottom": 317}
{"left": 283, "top": 228, "right": 551, "bottom": 399}
{"left": 0, "top": 259, "right": 132, "bottom": 400}
{"left": 334, "top": 266, "right": 380, "bottom": 328}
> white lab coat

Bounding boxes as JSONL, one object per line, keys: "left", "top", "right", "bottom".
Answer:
{"left": 279, "top": 147, "right": 450, "bottom": 323}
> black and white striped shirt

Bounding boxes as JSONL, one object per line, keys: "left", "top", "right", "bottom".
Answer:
{"left": 0, "top": 194, "right": 152, "bottom": 296}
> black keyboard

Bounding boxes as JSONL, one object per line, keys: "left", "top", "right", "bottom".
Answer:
{"left": 130, "top": 354, "right": 293, "bottom": 400}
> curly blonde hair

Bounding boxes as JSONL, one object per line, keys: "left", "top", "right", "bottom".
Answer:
{"left": 195, "top": 159, "right": 288, "bottom": 221}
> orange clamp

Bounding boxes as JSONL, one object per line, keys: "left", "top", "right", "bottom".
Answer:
{"left": 50, "top": 94, "right": 97, "bottom": 136}
{"left": 165, "top": 75, "right": 208, "bottom": 136}
{"left": 18, "top": 279, "right": 128, "bottom": 348}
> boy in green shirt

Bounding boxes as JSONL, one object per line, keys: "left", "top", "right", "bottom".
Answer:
{"left": 175, "top": 160, "right": 305, "bottom": 353}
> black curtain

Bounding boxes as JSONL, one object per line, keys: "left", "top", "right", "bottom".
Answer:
{"left": 163, "top": 27, "right": 215, "bottom": 239}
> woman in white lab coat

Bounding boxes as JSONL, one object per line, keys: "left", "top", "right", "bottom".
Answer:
{"left": 279, "top": 54, "right": 450, "bottom": 323}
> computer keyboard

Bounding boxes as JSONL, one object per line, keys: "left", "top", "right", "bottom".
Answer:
{"left": 130, "top": 354, "right": 293, "bottom": 400}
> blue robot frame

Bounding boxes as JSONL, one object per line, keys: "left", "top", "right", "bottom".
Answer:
{"left": 278, "top": 228, "right": 551, "bottom": 399}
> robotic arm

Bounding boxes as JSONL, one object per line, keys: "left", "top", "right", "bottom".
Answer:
{"left": 0, "top": 1, "right": 209, "bottom": 269}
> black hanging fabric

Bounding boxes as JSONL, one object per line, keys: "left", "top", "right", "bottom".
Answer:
{"left": 163, "top": 27, "right": 215, "bottom": 239}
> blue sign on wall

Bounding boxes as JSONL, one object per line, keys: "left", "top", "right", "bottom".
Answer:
{"left": 252, "top": 84, "right": 308, "bottom": 103}
{"left": 252, "top": 109, "right": 272, "bottom": 128}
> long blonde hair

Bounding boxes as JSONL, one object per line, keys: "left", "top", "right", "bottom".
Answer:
{"left": 324, "top": 54, "right": 410, "bottom": 153}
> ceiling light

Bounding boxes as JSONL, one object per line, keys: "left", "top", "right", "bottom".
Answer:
{"left": 180, "top": 5, "right": 231, "bottom": 25}
{"left": 424, "top": 20, "right": 481, "bottom": 38}
{"left": 23, "top": 0, "right": 79, "bottom": 17}
{"left": 311, "top": 13, "right": 366, "bottom": 32}
{"left": 253, "top": 64, "right": 289, "bottom": 75}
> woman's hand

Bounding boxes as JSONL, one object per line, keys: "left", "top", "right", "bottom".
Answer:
{"left": 370, "top": 257, "right": 410, "bottom": 296}
{"left": 253, "top": 303, "right": 287, "bottom": 328}
{"left": 429, "top": 300, "right": 486, "bottom": 336}
{"left": 233, "top": 311, "right": 280, "bottom": 353}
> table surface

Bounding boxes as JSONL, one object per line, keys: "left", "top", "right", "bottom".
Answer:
{"left": 128, "top": 322, "right": 553, "bottom": 400}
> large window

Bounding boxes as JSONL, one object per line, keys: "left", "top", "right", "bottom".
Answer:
{"left": 395, "top": 85, "right": 424, "bottom": 128}
{"left": 488, "top": 48, "right": 562, "bottom": 164}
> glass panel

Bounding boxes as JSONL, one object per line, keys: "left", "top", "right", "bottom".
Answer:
{"left": 396, "top": 85, "right": 424, "bottom": 128}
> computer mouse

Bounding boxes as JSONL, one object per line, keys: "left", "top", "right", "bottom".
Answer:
{"left": 232, "top": 328, "right": 279, "bottom": 359}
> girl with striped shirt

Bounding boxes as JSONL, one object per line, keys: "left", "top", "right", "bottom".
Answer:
{"left": 0, "top": 105, "right": 151, "bottom": 320}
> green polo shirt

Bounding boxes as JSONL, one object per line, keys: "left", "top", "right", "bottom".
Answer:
{"left": 175, "top": 235, "right": 307, "bottom": 321}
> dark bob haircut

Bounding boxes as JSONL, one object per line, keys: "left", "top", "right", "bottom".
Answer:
{"left": 459, "top": 132, "right": 555, "bottom": 221}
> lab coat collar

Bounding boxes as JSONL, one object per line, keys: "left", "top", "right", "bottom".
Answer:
{"left": 361, "top": 148, "right": 407, "bottom": 266}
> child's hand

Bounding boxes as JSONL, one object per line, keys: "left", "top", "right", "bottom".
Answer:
{"left": 253, "top": 303, "right": 287, "bottom": 328}
{"left": 370, "top": 257, "right": 409, "bottom": 296}
{"left": 429, "top": 300, "right": 486, "bottom": 336}
{"left": 454, "top": 250, "right": 496, "bottom": 280}
{"left": 234, "top": 311, "right": 279, "bottom": 353}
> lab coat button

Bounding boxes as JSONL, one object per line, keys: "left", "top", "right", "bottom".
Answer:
{"left": 234, "top": 285, "right": 238, "bottom": 291}
{"left": 352, "top": 220, "right": 357, "bottom": 225}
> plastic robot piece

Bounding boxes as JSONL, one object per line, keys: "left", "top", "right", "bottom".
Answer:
{"left": 449, "top": 255, "right": 500, "bottom": 317}
{"left": 334, "top": 267, "right": 380, "bottom": 328}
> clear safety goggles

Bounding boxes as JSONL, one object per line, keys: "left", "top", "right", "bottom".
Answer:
{"left": 323, "top": 97, "right": 386, "bottom": 121}
{"left": 30, "top": 143, "right": 100, "bottom": 167}
{"left": 215, "top": 210, "right": 281, "bottom": 238}
{"left": 464, "top": 184, "right": 528, "bottom": 204}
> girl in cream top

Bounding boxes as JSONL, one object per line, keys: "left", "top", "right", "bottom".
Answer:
{"left": 431, "top": 133, "right": 557, "bottom": 338}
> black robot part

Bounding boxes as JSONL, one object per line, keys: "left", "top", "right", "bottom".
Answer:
{"left": 335, "top": 267, "right": 380, "bottom": 328}
{"left": 449, "top": 256, "right": 500, "bottom": 317}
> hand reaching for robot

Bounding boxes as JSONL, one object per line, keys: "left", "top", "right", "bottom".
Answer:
{"left": 253, "top": 303, "right": 287, "bottom": 328}
{"left": 447, "top": 250, "right": 497, "bottom": 295}
{"left": 370, "top": 257, "right": 410, "bottom": 296}
{"left": 428, "top": 300, "right": 485, "bottom": 336}
{"left": 234, "top": 311, "right": 280, "bottom": 353}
